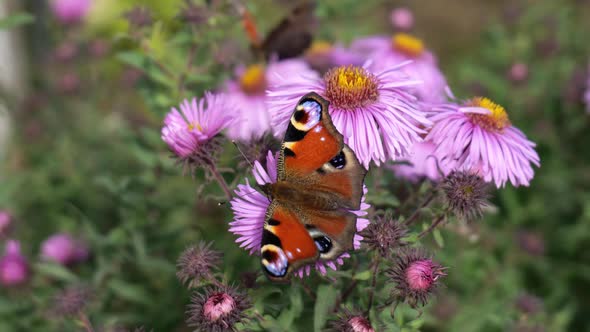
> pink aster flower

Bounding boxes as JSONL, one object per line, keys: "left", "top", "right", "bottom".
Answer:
{"left": 0, "top": 240, "right": 29, "bottom": 287}
{"left": 391, "top": 141, "right": 447, "bottom": 182}
{"left": 267, "top": 64, "right": 429, "bottom": 168}
{"left": 49, "top": 0, "right": 92, "bottom": 24}
{"left": 224, "top": 60, "right": 318, "bottom": 141}
{"left": 426, "top": 97, "right": 540, "bottom": 188}
{"left": 351, "top": 33, "right": 448, "bottom": 103}
{"left": 161, "top": 92, "right": 235, "bottom": 159}
{"left": 229, "top": 151, "right": 370, "bottom": 277}
{"left": 41, "top": 233, "right": 89, "bottom": 266}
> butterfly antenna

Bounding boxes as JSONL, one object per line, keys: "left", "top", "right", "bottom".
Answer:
{"left": 232, "top": 140, "right": 256, "bottom": 169}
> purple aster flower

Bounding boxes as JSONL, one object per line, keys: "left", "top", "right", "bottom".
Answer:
{"left": 41, "top": 233, "right": 89, "bottom": 266}
{"left": 390, "top": 141, "right": 446, "bottom": 182}
{"left": 229, "top": 151, "right": 370, "bottom": 277}
{"left": 426, "top": 97, "right": 540, "bottom": 188}
{"left": 225, "top": 60, "right": 318, "bottom": 141}
{"left": 351, "top": 33, "right": 448, "bottom": 103}
{"left": 267, "top": 64, "right": 429, "bottom": 168}
{"left": 161, "top": 92, "right": 235, "bottom": 159}
{"left": 304, "top": 41, "right": 365, "bottom": 74}
{"left": 390, "top": 8, "right": 414, "bottom": 31}
{"left": 0, "top": 240, "right": 29, "bottom": 287}
{"left": 49, "top": 0, "right": 92, "bottom": 25}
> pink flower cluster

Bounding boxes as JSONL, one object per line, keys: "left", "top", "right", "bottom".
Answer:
{"left": 0, "top": 210, "right": 90, "bottom": 288}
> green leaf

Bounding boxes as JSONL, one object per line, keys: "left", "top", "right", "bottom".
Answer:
{"left": 433, "top": 229, "right": 445, "bottom": 248}
{"left": 314, "top": 285, "right": 338, "bottom": 332}
{"left": 34, "top": 262, "right": 79, "bottom": 282}
{"left": 0, "top": 12, "right": 34, "bottom": 30}
{"left": 117, "top": 51, "right": 146, "bottom": 69}
{"left": 108, "top": 279, "right": 152, "bottom": 305}
{"left": 353, "top": 270, "right": 372, "bottom": 281}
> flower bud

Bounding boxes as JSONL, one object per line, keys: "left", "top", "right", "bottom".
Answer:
{"left": 509, "top": 63, "right": 529, "bottom": 83}
{"left": 0, "top": 240, "right": 29, "bottom": 286}
{"left": 176, "top": 241, "right": 222, "bottom": 288}
{"left": 442, "top": 171, "right": 490, "bottom": 221}
{"left": 390, "top": 8, "right": 414, "bottom": 31}
{"left": 186, "top": 285, "right": 250, "bottom": 331}
{"left": 360, "top": 215, "right": 406, "bottom": 255}
{"left": 41, "top": 233, "right": 89, "bottom": 266}
{"left": 0, "top": 210, "right": 14, "bottom": 237}
{"left": 386, "top": 248, "right": 446, "bottom": 308}
{"left": 329, "top": 308, "right": 375, "bottom": 332}
{"left": 50, "top": 0, "right": 91, "bottom": 25}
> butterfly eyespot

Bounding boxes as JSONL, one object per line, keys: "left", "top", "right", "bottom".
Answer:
{"left": 261, "top": 245, "right": 289, "bottom": 278}
{"left": 329, "top": 151, "right": 346, "bottom": 169}
{"left": 290, "top": 100, "right": 322, "bottom": 131}
{"left": 313, "top": 236, "right": 332, "bottom": 253}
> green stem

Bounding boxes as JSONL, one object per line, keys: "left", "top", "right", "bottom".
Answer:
{"left": 418, "top": 214, "right": 446, "bottom": 239}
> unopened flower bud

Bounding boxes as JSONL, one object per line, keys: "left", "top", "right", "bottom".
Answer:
{"left": 186, "top": 285, "right": 250, "bottom": 331}
{"left": 0, "top": 240, "right": 29, "bottom": 286}
{"left": 41, "top": 233, "right": 89, "bottom": 266}
{"left": 390, "top": 8, "right": 414, "bottom": 30}
{"left": 386, "top": 248, "right": 446, "bottom": 308}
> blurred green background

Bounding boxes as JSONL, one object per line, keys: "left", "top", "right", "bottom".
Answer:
{"left": 0, "top": 0, "right": 589, "bottom": 331}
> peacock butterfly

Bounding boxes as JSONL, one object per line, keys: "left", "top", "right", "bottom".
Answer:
{"left": 242, "top": 1, "right": 317, "bottom": 60}
{"left": 259, "top": 92, "right": 367, "bottom": 281}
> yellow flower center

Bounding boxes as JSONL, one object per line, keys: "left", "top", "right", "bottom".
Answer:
{"left": 324, "top": 65, "right": 379, "bottom": 110}
{"left": 466, "top": 97, "right": 511, "bottom": 132}
{"left": 305, "top": 40, "right": 333, "bottom": 56}
{"left": 239, "top": 64, "right": 267, "bottom": 95}
{"left": 187, "top": 122, "right": 202, "bottom": 132}
{"left": 392, "top": 33, "right": 425, "bottom": 57}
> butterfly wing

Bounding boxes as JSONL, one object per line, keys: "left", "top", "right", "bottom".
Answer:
{"left": 261, "top": 201, "right": 357, "bottom": 281}
{"left": 278, "top": 92, "right": 367, "bottom": 210}
{"left": 260, "top": 92, "right": 366, "bottom": 281}
{"left": 261, "top": 201, "right": 319, "bottom": 280}
{"left": 260, "top": 1, "right": 317, "bottom": 60}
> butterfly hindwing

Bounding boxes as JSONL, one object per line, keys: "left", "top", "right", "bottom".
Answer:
{"left": 261, "top": 202, "right": 318, "bottom": 280}
{"left": 261, "top": 202, "right": 357, "bottom": 280}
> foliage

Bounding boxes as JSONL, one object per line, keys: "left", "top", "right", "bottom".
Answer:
{"left": 0, "top": 0, "right": 589, "bottom": 331}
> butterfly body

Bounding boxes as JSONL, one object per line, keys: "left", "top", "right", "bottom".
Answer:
{"left": 260, "top": 92, "right": 367, "bottom": 281}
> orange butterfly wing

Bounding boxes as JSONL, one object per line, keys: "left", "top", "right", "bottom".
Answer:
{"left": 278, "top": 92, "right": 366, "bottom": 210}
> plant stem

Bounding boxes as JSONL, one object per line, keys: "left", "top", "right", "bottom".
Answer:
{"left": 418, "top": 214, "right": 446, "bottom": 239}
{"left": 365, "top": 256, "right": 381, "bottom": 314}
{"left": 300, "top": 279, "right": 316, "bottom": 300}
{"left": 332, "top": 279, "right": 359, "bottom": 313}
{"left": 77, "top": 312, "right": 95, "bottom": 332}
{"left": 404, "top": 191, "right": 436, "bottom": 226}
{"left": 206, "top": 160, "right": 233, "bottom": 200}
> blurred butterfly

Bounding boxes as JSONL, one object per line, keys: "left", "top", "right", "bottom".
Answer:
{"left": 259, "top": 92, "right": 367, "bottom": 281}
{"left": 242, "top": 1, "right": 317, "bottom": 60}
